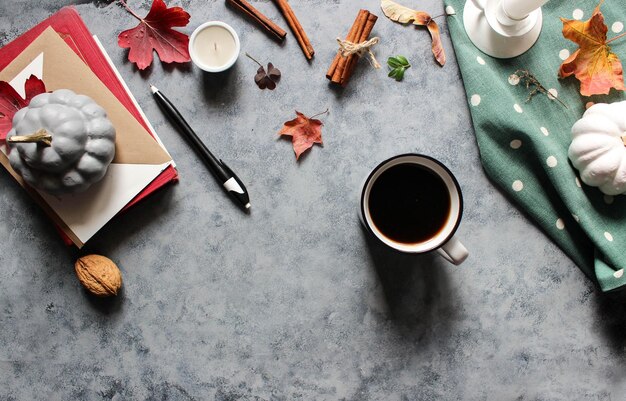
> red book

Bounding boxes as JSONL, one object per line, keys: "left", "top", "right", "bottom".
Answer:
{"left": 0, "top": 7, "right": 178, "bottom": 244}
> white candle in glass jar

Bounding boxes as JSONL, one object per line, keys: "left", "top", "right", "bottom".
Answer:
{"left": 502, "top": 0, "right": 549, "bottom": 20}
{"left": 189, "top": 21, "right": 240, "bottom": 72}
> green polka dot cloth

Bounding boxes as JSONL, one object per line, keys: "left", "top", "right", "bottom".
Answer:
{"left": 445, "top": 0, "right": 626, "bottom": 291}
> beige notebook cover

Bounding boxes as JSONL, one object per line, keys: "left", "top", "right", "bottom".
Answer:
{"left": 0, "top": 27, "right": 173, "bottom": 247}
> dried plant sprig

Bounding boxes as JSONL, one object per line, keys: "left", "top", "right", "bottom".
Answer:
{"left": 246, "top": 53, "right": 281, "bottom": 90}
{"left": 511, "top": 69, "right": 568, "bottom": 109}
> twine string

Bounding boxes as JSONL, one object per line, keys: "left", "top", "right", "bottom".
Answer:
{"left": 336, "top": 37, "right": 381, "bottom": 69}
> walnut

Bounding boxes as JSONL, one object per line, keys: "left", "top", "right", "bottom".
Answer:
{"left": 74, "top": 255, "right": 122, "bottom": 297}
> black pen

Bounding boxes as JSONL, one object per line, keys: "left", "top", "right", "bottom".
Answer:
{"left": 150, "top": 84, "right": 251, "bottom": 211}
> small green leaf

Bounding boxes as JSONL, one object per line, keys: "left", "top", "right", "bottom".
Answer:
{"left": 396, "top": 55, "right": 410, "bottom": 66}
{"left": 387, "top": 58, "right": 401, "bottom": 68}
{"left": 387, "top": 55, "right": 410, "bottom": 82}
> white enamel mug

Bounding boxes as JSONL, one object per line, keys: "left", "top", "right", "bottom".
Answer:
{"left": 360, "top": 154, "right": 469, "bottom": 265}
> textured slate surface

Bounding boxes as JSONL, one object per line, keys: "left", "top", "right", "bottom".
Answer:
{"left": 1, "top": 1, "right": 626, "bottom": 400}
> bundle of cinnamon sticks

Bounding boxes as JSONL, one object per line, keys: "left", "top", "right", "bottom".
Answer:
{"left": 326, "top": 9, "right": 378, "bottom": 87}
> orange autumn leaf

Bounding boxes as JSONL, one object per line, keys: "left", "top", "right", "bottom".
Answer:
{"left": 380, "top": 0, "right": 445, "bottom": 66}
{"left": 425, "top": 19, "right": 445, "bottom": 67}
{"left": 278, "top": 110, "right": 327, "bottom": 160}
{"left": 559, "top": 2, "right": 625, "bottom": 96}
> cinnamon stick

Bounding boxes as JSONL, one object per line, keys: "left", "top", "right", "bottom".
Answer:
{"left": 226, "top": 0, "right": 287, "bottom": 41}
{"left": 331, "top": 12, "right": 368, "bottom": 83}
{"left": 340, "top": 12, "right": 378, "bottom": 87}
{"left": 273, "top": 0, "right": 315, "bottom": 60}
{"left": 285, "top": 4, "right": 314, "bottom": 56}
{"left": 326, "top": 9, "right": 368, "bottom": 79}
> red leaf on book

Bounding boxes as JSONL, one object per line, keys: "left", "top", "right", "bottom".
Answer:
{"left": 0, "top": 75, "right": 47, "bottom": 141}
{"left": 117, "top": 0, "right": 191, "bottom": 70}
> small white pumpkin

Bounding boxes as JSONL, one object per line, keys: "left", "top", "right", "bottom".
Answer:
{"left": 569, "top": 101, "right": 626, "bottom": 195}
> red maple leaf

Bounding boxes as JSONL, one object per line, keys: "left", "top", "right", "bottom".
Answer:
{"left": 278, "top": 110, "right": 328, "bottom": 160}
{"left": 0, "top": 75, "right": 46, "bottom": 141}
{"left": 118, "top": 0, "right": 191, "bottom": 70}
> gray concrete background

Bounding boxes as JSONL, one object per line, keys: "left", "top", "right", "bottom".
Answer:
{"left": 1, "top": 0, "right": 626, "bottom": 400}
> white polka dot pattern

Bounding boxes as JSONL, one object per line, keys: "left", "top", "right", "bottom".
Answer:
{"left": 547, "top": 88, "right": 558, "bottom": 100}
{"left": 556, "top": 218, "right": 565, "bottom": 230}
{"left": 508, "top": 74, "right": 520, "bottom": 85}
{"left": 573, "top": 9, "right": 584, "bottom": 20}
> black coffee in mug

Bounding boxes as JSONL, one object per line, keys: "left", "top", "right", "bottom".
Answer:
{"left": 360, "top": 154, "right": 467, "bottom": 264}
{"left": 368, "top": 163, "right": 451, "bottom": 244}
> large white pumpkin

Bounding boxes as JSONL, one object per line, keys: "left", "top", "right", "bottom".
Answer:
{"left": 569, "top": 101, "right": 626, "bottom": 196}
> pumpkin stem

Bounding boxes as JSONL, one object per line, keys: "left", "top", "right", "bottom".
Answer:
{"left": 7, "top": 128, "right": 52, "bottom": 146}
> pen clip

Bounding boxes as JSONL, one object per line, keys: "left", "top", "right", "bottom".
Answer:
{"left": 220, "top": 159, "right": 248, "bottom": 194}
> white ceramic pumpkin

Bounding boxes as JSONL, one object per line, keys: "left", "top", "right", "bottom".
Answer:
{"left": 6, "top": 89, "right": 116, "bottom": 195}
{"left": 568, "top": 101, "right": 626, "bottom": 196}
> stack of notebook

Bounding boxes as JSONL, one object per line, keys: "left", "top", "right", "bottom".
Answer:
{"left": 0, "top": 7, "right": 178, "bottom": 248}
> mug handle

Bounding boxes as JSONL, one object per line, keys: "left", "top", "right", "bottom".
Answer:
{"left": 436, "top": 236, "right": 469, "bottom": 265}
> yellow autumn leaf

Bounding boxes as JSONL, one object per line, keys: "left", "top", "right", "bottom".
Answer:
{"left": 559, "top": 2, "right": 625, "bottom": 96}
